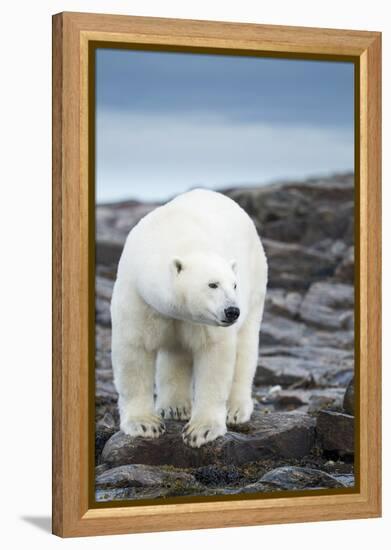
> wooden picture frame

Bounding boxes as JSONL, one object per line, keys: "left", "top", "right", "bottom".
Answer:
{"left": 52, "top": 11, "right": 381, "bottom": 537}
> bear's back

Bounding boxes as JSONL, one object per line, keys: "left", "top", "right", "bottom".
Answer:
{"left": 129, "top": 188, "right": 255, "bottom": 252}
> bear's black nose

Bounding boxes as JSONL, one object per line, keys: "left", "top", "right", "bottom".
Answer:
{"left": 224, "top": 307, "right": 240, "bottom": 322}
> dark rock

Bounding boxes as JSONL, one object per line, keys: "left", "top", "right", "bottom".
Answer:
{"left": 96, "top": 240, "right": 123, "bottom": 268}
{"left": 96, "top": 487, "right": 138, "bottom": 502}
{"left": 255, "top": 356, "right": 311, "bottom": 386}
{"left": 335, "top": 246, "right": 354, "bottom": 283}
{"left": 265, "top": 289, "right": 303, "bottom": 319}
{"left": 343, "top": 377, "right": 355, "bottom": 415}
{"left": 95, "top": 326, "right": 112, "bottom": 371}
{"left": 95, "top": 276, "right": 114, "bottom": 327}
{"left": 95, "top": 463, "right": 110, "bottom": 476}
{"left": 260, "top": 313, "right": 307, "bottom": 347}
{"left": 96, "top": 275, "right": 114, "bottom": 301}
{"left": 96, "top": 377, "right": 117, "bottom": 400}
{"left": 313, "top": 239, "right": 347, "bottom": 260}
{"left": 96, "top": 264, "right": 117, "bottom": 280}
{"left": 96, "top": 428, "right": 117, "bottom": 463}
{"left": 254, "top": 384, "right": 344, "bottom": 415}
{"left": 96, "top": 482, "right": 211, "bottom": 502}
{"left": 304, "top": 281, "right": 353, "bottom": 309}
{"left": 308, "top": 394, "right": 341, "bottom": 414}
{"left": 95, "top": 387, "right": 117, "bottom": 406}
{"left": 299, "top": 282, "right": 354, "bottom": 330}
{"left": 193, "top": 465, "right": 243, "bottom": 486}
{"left": 197, "top": 462, "right": 356, "bottom": 496}
{"left": 318, "top": 368, "right": 354, "bottom": 388}
{"left": 333, "top": 474, "right": 355, "bottom": 487}
{"left": 232, "top": 481, "right": 279, "bottom": 494}
{"left": 97, "top": 201, "right": 159, "bottom": 237}
{"left": 260, "top": 312, "right": 354, "bottom": 351}
{"left": 260, "top": 345, "right": 353, "bottom": 365}
{"left": 274, "top": 393, "right": 306, "bottom": 411}
{"left": 302, "top": 329, "right": 354, "bottom": 351}
{"left": 96, "top": 201, "right": 160, "bottom": 270}
{"left": 256, "top": 345, "right": 353, "bottom": 389}
{"left": 317, "top": 410, "right": 354, "bottom": 455}
{"left": 96, "top": 464, "right": 197, "bottom": 489}
{"left": 259, "top": 466, "right": 347, "bottom": 489}
{"left": 262, "top": 239, "right": 336, "bottom": 290}
{"left": 95, "top": 367, "right": 115, "bottom": 384}
{"left": 255, "top": 355, "right": 353, "bottom": 390}
{"left": 323, "top": 459, "right": 354, "bottom": 474}
{"left": 97, "top": 411, "right": 117, "bottom": 431}
{"left": 256, "top": 387, "right": 344, "bottom": 414}
{"left": 96, "top": 297, "right": 111, "bottom": 327}
{"left": 102, "top": 412, "right": 316, "bottom": 468}
{"left": 226, "top": 174, "right": 354, "bottom": 249}
{"left": 96, "top": 411, "right": 120, "bottom": 463}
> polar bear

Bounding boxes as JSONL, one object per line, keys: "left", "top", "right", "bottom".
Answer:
{"left": 111, "top": 189, "right": 267, "bottom": 448}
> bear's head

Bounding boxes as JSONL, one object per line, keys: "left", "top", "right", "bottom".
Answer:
{"left": 170, "top": 252, "right": 240, "bottom": 327}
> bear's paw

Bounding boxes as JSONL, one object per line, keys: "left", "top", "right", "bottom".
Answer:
{"left": 182, "top": 420, "right": 226, "bottom": 448}
{"left": 226, "top": 398, "right": 254, "bottom": 425}
{"left": 120, "top": 414, "right": 165, "bottom": 439}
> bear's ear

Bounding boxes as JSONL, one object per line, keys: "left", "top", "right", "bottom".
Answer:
{"left": 230, "top": 259, "right": 237, "bottom": 274}
{"left": 172, "top": 257, "right": 184, "bottom": 275}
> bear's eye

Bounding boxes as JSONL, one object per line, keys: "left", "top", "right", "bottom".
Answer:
{"left": 234, "top": 283, "right": 237, "bottom": 290}
{"left": 209, "top": 283, "right": 218, "bottom": 289}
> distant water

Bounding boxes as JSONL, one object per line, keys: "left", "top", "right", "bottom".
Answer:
{"left": 96, "top": 171, "right": 351, "bottom": 205}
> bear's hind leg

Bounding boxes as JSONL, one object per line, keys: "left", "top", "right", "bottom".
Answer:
{"left": 155, "top": 349, "right": 192, "bottom": 421}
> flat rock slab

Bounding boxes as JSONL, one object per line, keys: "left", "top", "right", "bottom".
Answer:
{"left": 265, "top": 289, "right": 303, "bottom": 319}
{"left": 255, "top": 356, "right": 312, "bottom": 386}
{"left": 96, "top": 464, "right": 198, "bottom": 489}
{"left": 259, "top": 466, "right": 348, "bottom": 489}
{"left": 95, "top": 483, "right": 205, "bottom": 503}
{"left": 95, "top": 463, "right": 205, "bottom": 502}
{"left": 226, "top": 175, "right": 354, "bottom": 251}
{"left": 255, "top": 354, "right": 353, "bottom": 389}
{"left": 298, "top": 281, "right": 354, "bottom": 331}
{"left": 260, "top": 345, "right": 354, "bottom": 364}
{"left": 260, "top": 312, "right": 354, "bottom": 352}
{"left": 271, "top": 388, "right": 344, "bottom": 413}
{"left": 317, "top": 410, "right": 354, "bottom": 454}
{"left": 102, "top": 412, "right": 315, "bottom": 468}
{"left": 262, "top": 238, "right": 336, "bottom": 290}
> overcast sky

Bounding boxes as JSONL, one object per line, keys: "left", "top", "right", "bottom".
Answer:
{"left": 96, "top": 48, "right": 354, "bottom": 203}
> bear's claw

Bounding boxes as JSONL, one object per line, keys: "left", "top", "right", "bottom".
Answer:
{"left": 157, "top": 404, "right": 191, "bottom": 421}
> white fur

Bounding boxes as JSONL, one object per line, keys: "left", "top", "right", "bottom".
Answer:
{"left": 111, "top": 189, "right": 267, "bottom": 447}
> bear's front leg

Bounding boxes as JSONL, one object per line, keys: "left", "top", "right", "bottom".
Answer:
{"left": 227, "top": 305, "right": 263, "bottom": 425}
{"left": 112, "top": 343, "right": 165, "bottom": 439}
{"left": 182, "top": 338, "right": 236, "bottom": 448}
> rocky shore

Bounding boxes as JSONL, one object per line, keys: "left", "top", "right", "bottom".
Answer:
{"left": 95, "top": 173, "right": 356, "bottom": 502}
